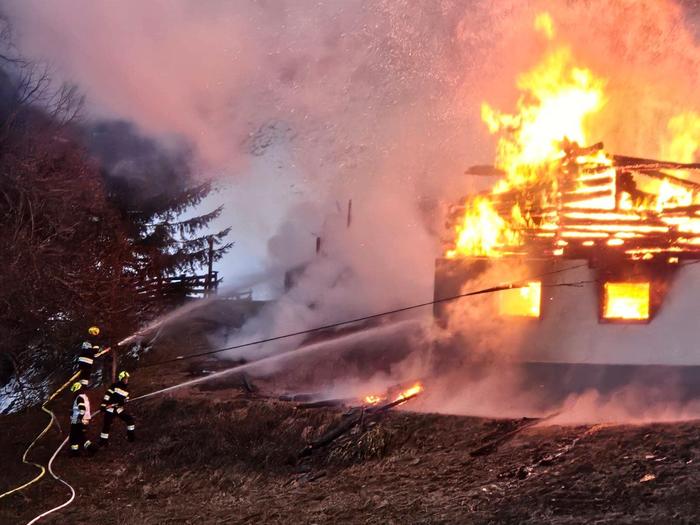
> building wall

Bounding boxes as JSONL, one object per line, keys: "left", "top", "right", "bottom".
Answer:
{"left": 434, "top": 258, "right": 700, "bottom": 366}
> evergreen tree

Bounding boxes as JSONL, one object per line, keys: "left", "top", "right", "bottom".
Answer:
{"left": 88, "top": 121, "right": 233, "bottom": 302}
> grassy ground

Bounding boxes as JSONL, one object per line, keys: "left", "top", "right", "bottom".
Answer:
{"left": 2, "top": 363, "right": 700, "bottom": 524}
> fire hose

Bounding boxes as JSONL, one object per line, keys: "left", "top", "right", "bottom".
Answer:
{"left": 0, "top": 371, "right": 79, "bottom": 501}
{"left": 24, "top": 436, "right": 74, "bottom": 525}
{"left": 5, "top": 270, "right": 594, "bottom": 518}
{"left": 0, "top": 348, "right": 110, "bottom": 501}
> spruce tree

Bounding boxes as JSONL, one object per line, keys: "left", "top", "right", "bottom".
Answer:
{"left": 88, "top": 121, "right": 232, "bottom": 305}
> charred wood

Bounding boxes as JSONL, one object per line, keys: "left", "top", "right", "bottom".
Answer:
{"left": 465, "top": 165, "right": 506, "bottom": 177}
{"left": 296, "top": 398, "right": 354, "bottom": 409}
{"left": 613, "top": 154, "right": 700, "bottom": 171}
{"left": 469, "top": 412, "right": 559, "bottom": 457}
{"left": 299, "top": 410, "right": 363, "bottom": 457}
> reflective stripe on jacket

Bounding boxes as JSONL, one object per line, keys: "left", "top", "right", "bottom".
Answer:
{"left": 101, "top": 380, "right": 129, "bottom": 410}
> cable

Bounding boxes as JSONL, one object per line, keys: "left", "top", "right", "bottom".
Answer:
{"left": 138, "top": 263, "right": 591, "bottom": 369}
{"left": 138, "top": 283, "right": 521, "bottom": 368}
{"left": 130, "top": 275, "right": 595, "bottom": 402}
{"left": 152, "top": 262, "right": 591, "bottom": 359}
{"left": 0, "top": 372, "right": 79, "bottom": 500}
{"left": 25, "top": 437, "right": 75, "bottom": 525}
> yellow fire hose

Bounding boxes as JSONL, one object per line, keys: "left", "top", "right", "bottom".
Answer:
{"left": 0, "top": 371, "right": 79, "bottom": 500}
{"left": 0, "top": 347, "right": 110, "bottom": 501}
{"left": 25, "top": 436, "right": 75, "bottom": 525}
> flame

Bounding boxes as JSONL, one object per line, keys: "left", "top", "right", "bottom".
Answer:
{"left": 446, "top": 11, "right": 700, "bottom": 261}
{"left": 482, "top": 47, "right": 604, "bottom": 183}
{"left": 656, "top": 179, "right": 693, "bottom": 211}
{"left": 534, "top": 12, "right": 555, "bottom": 40}
{"left": 394, "top": 383, "right": 423, "bottom": 403}
{"left": 602, "top": 282, "right": 650, "bottom": 320}
{"left": 446, "top": 197, "right": 522, "bottom": 258}
{"left": 448, "top": 12, "right": 607, "bottom": 258}
{"left": 363, "top": 395, "right": 381, "bottom": 405}
{"left": 663, "top": 112, "right": 700, "bottom": 163}
{"left": 499, "top": 282, "right": 542, "bottom": 318}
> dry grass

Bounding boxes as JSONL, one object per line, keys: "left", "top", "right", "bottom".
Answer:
{"left": 137, "top": 397, "right": 339, "bottom": 474}
{"left": 327, "top": 422, "right": 394, "bottom": 465}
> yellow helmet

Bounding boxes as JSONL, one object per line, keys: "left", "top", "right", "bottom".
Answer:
{"left": 88, "top": 326, "right": 100, "bottom": 336}
{"left": 70, "top": 382, "right": 82, "bottom": 393}
{"left": 118, "top": 370, "right": 130, "bottom": 381}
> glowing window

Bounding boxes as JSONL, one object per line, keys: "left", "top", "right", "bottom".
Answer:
{"left": 499, "top": 282, "right": 541, "bottom": 318}
{"left": 602, "top": 282, "right": 650, "bottom": 321}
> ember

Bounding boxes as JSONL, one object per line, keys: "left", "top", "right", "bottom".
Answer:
{"left": 363, "top": 395, "right": 381, "bottom": 405}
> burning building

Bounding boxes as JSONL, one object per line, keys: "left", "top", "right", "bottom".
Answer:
{"left": 435, "top": 12, "right": 700, "bottom": 367}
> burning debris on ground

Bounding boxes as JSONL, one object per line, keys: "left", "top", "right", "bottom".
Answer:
{"left": 297, "top": 382, "right": 424, "bottom": 458}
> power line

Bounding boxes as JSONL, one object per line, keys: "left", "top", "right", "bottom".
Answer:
{"left": 132, "top": 287, "right": 576, "bottom": 402}
{"left": 137, "top": 263, "right": 591, "bottom": 369}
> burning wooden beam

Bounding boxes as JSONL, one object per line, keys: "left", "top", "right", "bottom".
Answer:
{"left": 613, "top": 155, "right": 700, "bottom": 171}
{"left": 298, "top": 383, "right": 423, "bottom": 457}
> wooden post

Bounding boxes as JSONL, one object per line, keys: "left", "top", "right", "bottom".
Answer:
{"left": 206, "top": 237, "right": 215, "bottom": 296}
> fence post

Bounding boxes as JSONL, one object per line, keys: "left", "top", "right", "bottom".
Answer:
{"left": 206, "top": 237, "right": 215, "bottom": 296}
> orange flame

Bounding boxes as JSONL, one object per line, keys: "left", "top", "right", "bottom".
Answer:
{"left": 448, "top": 12, "right": 607, "bottom": 259}
{"left": 499, "top": 282, "right": 542, "bottom": 318}
{"left": 602, "top": 282, "right": 650, "bottom": 320}
{"left": 663, "top": 112, "right": 700, "bottom": 163}
{"left": 482, "top": 47, "right": 604, "bottom": 185}
{"left": 394, "top": 383, "right": 423, "bottom": 403}
{"left": 446, "top": 11, "right": 700, "bottom": 261}
{"left": 363, "top": 395, "right": 381, "bottom": 405}
{"left": 446, "top": 197, "right": 523, "bottom": 258}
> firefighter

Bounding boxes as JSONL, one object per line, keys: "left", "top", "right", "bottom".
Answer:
{"left": 99, "top": 370, "right": 135, "bottom": 445}
{"left": 69, "top": 382, "right": 96, "bottom": 456}
{"left": 77, "top": 326, "right": 104, "bottom": 386}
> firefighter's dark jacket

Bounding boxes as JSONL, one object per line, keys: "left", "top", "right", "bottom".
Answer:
{"left": 101, "top": 380, "right": 129, "bottom": 411}
{"left": 78, "top": 343, "right": 98, "bottom": 366}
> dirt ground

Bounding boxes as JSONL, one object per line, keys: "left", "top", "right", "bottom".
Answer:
{"left": 2, "top": 358, "right": 700, "bottom": 525}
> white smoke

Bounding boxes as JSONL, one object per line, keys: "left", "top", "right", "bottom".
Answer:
{"left": 9, "top": 0, "right": 700, "bottom": 422}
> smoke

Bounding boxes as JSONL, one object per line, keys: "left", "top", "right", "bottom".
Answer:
{"left": 8, "top": 0, "right": 700, "bottom": 423}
